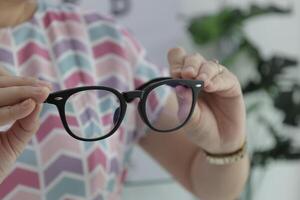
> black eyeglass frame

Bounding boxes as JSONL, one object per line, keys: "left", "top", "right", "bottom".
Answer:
{"left": 44, "top": 77, "right": 204, "bottom": 142}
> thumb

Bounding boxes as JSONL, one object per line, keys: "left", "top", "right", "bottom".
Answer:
{"left": 6, "top": 103, "right": 43, "bottom": 155}
{"left": 175, "top": 85, "right": 194, "bottom": 122}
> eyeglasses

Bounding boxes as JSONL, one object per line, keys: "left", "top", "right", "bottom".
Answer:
{"left": 44, "top": 77, "right": 204, "bottom": 142}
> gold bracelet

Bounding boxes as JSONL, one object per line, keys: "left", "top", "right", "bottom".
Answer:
{"left": 204, "top": 142, "right": 247, "bottom": 165}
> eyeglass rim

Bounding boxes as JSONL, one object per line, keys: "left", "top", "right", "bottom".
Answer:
{"left": 45, "top": 86, "right": 127, "bottom": 141}
{"left": 138, "top": 78, "right": 203, "bottom": 133}
{"left": 44, "top": 77, "right": 204, "bottom": 142}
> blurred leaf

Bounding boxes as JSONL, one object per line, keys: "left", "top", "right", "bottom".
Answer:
{"left": 246, "top": 101, "right": 261, "bottom": 114}
{"left": 275, "top": 84, "right": 300, "bottom": 126}
{"left": 244, "top": 4, "right": 291, "bottom": 19}
{"left": 188, "top": 5, "right": 291, "bottom": 45}
{"left": 188, "top": 8, "right": 242, "bottom": 45}
{"left": 243, "top": 56, "right": 298, "bottom": 94}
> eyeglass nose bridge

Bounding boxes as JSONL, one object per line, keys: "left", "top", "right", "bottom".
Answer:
{"left": 122, "top": 90, "right": 144, "bottom": 103}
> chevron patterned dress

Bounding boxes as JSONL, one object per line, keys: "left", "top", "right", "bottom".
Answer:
{"left": 0, "top": 1, "right": 169, "bottom": 200}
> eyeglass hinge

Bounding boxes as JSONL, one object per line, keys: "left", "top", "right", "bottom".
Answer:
{"left": 54, "top": 97, "right": 64, "bottom": 101}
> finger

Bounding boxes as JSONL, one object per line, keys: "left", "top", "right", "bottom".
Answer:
{"left": 0, "top": 76, "right": 52, "bottom": 89}
{"left": 175, "top": 86, "right": 194, "bottom": 122}
{"left": 181, "top": 53, "right": 206, "bottom": 79}
{"left": 14, "top": 103, "right": 42, "bottom": 134}
{"left": 205, "top": 69, "right": 242, "bottom": 97}
{"left": 196, "top": 61, "right": 222, "bottom": 87}
{"left": 0, "top": 67, "right": 11, "bottom": 76}
{"left": 168, "top": 47, "right": 186, "bottom": 78}
{"left": 0, "top": 86, "right": 51, "bottom": 106}
{"left": 7, "top": 103, "right": 42, "bottom": 149}
{"left": 0, "top": 99, "right": 36, "bottom": 126}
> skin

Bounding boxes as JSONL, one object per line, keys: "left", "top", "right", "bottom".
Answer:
{"left": 140, "top": 50, "right": 249, "bottom": 199}
{"left": 0, "top": 1, "right": 249, "bottom": 200}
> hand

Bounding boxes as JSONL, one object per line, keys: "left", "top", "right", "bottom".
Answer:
{"left": 168, "top": 48, "right": 246, "bottom": 154}
{"left": 0, "top": 67, "right": 51, "bottom": 182}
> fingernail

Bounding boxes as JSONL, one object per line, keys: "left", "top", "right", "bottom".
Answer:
{"left": 172, "top": 68, "right": 181, "bottom": 73}
{"left": 35, "top": 80, "right": 52, "bottom": 90}
{"left": 184, "top": 66, "right": 196, "bottom": 74}
{"left": 21, "top": 99, "right": 32, "bottom": 108}
{"left": 34, "top": 87, "right": 43, "bottom": 93}
{"left": 34, "top": 86, "right": 50, "bottom": 94}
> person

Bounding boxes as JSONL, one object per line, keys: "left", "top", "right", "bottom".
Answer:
{"left": 0, "top": 0, "right": 249, "bottom": 200}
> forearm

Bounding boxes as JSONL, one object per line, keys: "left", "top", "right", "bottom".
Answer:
{"left": 190, "top": 149, "right": 249, "bottom": 200}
